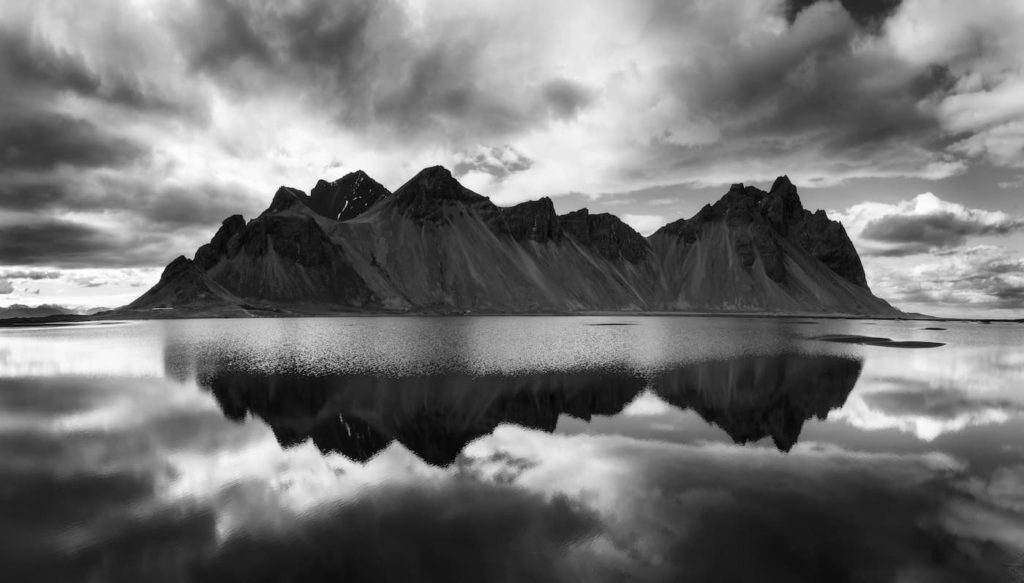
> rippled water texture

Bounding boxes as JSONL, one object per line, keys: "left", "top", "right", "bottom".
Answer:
{"left": 1, "top": 316, "right": 1023, "bottom": 582}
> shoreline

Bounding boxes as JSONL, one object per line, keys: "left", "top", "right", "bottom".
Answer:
{"left": 1, "top": 308, "right": 1019, "bottom": 328}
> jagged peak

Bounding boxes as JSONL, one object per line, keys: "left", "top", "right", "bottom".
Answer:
{"left": 416, "top": 165, "right": 453, "bottom": 179}
{"left": 275, "top": 185, "right": 306, "bottom": 197}
{"left": 317, "top": 169, "right": 374, "bottom": 188}
{"left": 762, "top": 175, "right": 805, "bottom": 232}
{"left": 502, "top": 197, "right": 562, "bottom": 242}
{"left": 264, "top": 186, "right": 310, "bottom": 216}
{"left": 393, "top": 165, "right": 488, "bottom": 204}
{"left": 402, "top": 166, "right": 461, "bottom": 192}
{"left": 507, "top": 196, "right": 556, "bottom": 212}
{"left": 770, "top": 175, "right": 794, "bottom": 193}
{"left": 306, "top": 170, "right": 391, "bottom": 221}
{"left": 164, "top": 255, "right": 193, "bottom": 273}
{"left": 221, "top": 214, "right": 245, "bottom": 229}
{"left": 558, "top": 206, "right": 650, "bottom": 263}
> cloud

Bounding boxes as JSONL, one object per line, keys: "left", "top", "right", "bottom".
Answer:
{"left": 0, "top": 269, "right": 61, "bottom": 280}
{"left": 541, "top": 78, "right": 595, "bottom": 121}
{"left": 868, "top": 245, "right": 1024, "bottom": 312}
{"left": 452, "top": 145, "right": 534, "bottom": 181}
{"left": 885, "top": 0, "right": 1024, "bottom": 169}
{"left": 833, "top": 193, "right": 1024, "bottom": 256}
{"left": 0, "top": 279, "right": 13, "bottom": 294}
{"left": 866, "top": 389, "right": 1013, "bottom": 420}
{"left": 784, "top": 0, "right": 903, "bottom": 25}
{"left": 466, "top": 426, "right": 1021, "bottom": 581}
{"left": 606, "top": 0, "right": 964, "bottom": 190}
{"left": 0, "top": 112, "right": 146, "bottom": 172}
{"left": 0, "top": 216, "right": 118, "bottom": 266}
{"left": 998, "top": 175, "right": 1024, "bottom": 189}
{"left": 0, "top": 12, "right": 201, "bottom": 117}
{"left": 0, "top": 213, "right": 221, "bottom": 268}
{"left": 196, "top": 481, "right": 602, "bottom": 583}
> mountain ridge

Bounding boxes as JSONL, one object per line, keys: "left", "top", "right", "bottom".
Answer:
{"left": 127, "top": 167, "right": 900, "bottom": 317}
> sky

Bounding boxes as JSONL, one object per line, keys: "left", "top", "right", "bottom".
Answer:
{"left": 0, "top": 0, "right": 1023, "bottom": 317}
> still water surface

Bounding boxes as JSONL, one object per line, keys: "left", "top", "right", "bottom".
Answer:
{"left": 1, "top": 316, "right": 1023, "bottom": 582}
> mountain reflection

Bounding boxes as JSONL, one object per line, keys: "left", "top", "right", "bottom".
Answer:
{"left": 201, "top": 353, "right": 862, "bottom": 465}
{"left": 652, "top": 354, "right": 864, "bottom": 451}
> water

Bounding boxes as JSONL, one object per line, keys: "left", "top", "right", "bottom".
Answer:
{"left": 1, "top": 316, "right": 1023, "bottom": 582}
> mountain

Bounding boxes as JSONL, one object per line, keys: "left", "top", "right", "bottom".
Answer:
{"left": 0, "top": 304, "right": 73, "bottom": 319}
{"left": 201, "top": 353, "right": 862, "bottom": 465}
{"left": 127, "top": 167, "right": 900, "bottom": 316}
{"left": 648, "top": 176, "right": 889, "bottom": 313}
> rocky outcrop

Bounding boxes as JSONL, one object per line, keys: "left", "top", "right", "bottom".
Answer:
{"left": 502, "top": 198, "right": 561, "bottom": 242}
{"left": 792, "top": 209, "right": 869, "bottom": 289}
{"left": 204, "top": 214, "right": 377, "bottom": 306}
{"left": 129, "top": 256, "right": 240, "bottom": 309}
{"left": 261, "top": 187, "right": 311, "bottom": 217}
{"left": 131, "top": 166, "right": 899, "bottom": 316}
{"left": 559, "top": 209, "right": 651, "bottom": 263}
{"left": 308, "top": 170, "right": 391, "bottom": 221}
{"left": 194, "top": 215, "right": 245, "bottom": 270}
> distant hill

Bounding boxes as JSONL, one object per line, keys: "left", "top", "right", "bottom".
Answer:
{"left": 127, "top": 167, "right": 900, "bottom": 317}
{"left": 0, "top": 304, "right": 112, "bottom": 320}
{"left": 0, "top": 304, "right": 72, "bottom": 319}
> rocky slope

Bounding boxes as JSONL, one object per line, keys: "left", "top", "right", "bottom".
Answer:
{"left": 648, "top": 176, "right": 889, "bottom": 313}
{"left": 129, "top": 167, "right": 900, "bottom": 316}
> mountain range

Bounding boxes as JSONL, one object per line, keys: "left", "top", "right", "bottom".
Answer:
{"left": 128, "top": 166, "right": 899, "bottom": 316}
{"left": 0, "top": 304, "right": 110, "bottom": 320}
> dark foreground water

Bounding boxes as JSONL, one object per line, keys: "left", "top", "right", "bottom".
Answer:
{"left": 1, "top": 316, "right": 1023, "bottom": 582}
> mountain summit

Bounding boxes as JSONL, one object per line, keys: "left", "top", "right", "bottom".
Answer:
{"left": 129, "top": 167, "right": 899, "bottom": 316}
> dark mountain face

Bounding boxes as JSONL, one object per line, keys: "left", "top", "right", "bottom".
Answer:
{"left": 204, "top": 214, "right": 377, "bottom": 306}
{"left": 647, "top": 174, "right": 886, "bottom": 313}
{"left": 200, "top": 352, "right": 861, "bottom": 465}
{"left": 503, "top": 198, "right": 561, "bottom": 243}
{"left": 308, "top": 170, "right": 391, "bottom": 221}
{"left": 261, "top": 187, "right": 311, "bottom": 217}
{"left": 194, "top": 215, "right": 245, "bottom": 270}
{"left": 652, "top": 175, "right": 868, "bottom": 291}
{"left": 128, "top": 256, "right": 240, "bottom": 309}
{"left": 128, "top": 166, "right": 898, "bottom": 316}
{"left": 559, "top": 209, "right": 651, "bottom": 263}
{"left": 384, "top": 166, "right": 503, "bottom": 226}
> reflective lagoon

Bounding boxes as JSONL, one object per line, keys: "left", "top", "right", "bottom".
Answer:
{"left": 1, "top": 316, "right": 1023, "bottom": 582}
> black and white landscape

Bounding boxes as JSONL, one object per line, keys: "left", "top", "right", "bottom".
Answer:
{"left": 2, "top": 1, "right": 1024, "bottom": 582}
{"left": 129, "top": 168, "right": 897, "bottom": 316}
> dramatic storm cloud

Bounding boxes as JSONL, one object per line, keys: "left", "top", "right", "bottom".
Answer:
{"left": 829, "top": 193, "right": 1024, "bottom": 314}
{"left": 836, "top": 193, "right": 1024, "bottom": 256}
{"left": 1, "top": 0, "right": 1023, "bottom": 315}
